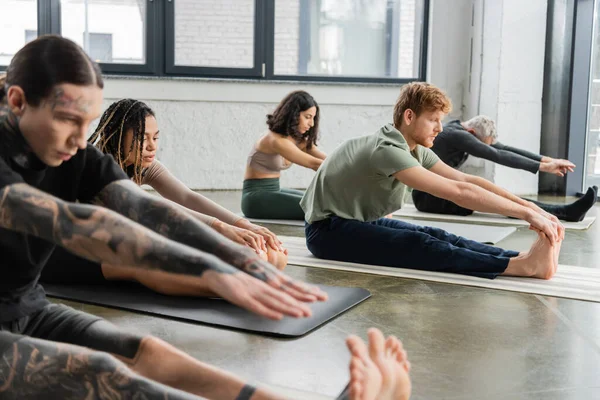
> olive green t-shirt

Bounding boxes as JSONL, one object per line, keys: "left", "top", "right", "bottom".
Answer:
{"left": 301, "top": 123, "right": 440, "bottom": 223}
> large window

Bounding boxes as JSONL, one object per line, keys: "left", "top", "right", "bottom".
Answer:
{"left": 60, "top": 0, "right": 146, "bottom": 65}
{"left": 0, "top": 0, "right": 37, "bottom": 65}
{"left": 274, "top": 0, "right": 425, "bottom": 79}
{"left": 1, "top": 0, "right": 429, "bottom": 83}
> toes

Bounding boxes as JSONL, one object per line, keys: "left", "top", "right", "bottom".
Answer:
{"left": 404, "top": 360, "right": 412, "bottom": 373}
{"left": 350, "top": 381, "right": 362, "bottom": 400}
{"left": 349, "top": 357, "right": 366, "bottom": 400}
{"left": 385, "top": 335, "right": 406, "bottom": 361}
{"left": 347, "top": 335, "right": 371, "bottom": 363}
{"left": 385, "top": 336, "right": 395, "bottom": 357}
{"left": 351, "top": 357, "right": 365, "bottom": 372}
{"left": 368, "top": 328, "right": 385, "bottom": 361}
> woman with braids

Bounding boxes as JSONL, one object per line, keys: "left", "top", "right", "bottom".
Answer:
{"left": 42, "top": 99, "right": 288, "bottom": 295}
{"left": 0, "top": 37, "right": 412, "bottom": 400}
{"left": 241, "top": 90, "right": 327, "bottom": 220}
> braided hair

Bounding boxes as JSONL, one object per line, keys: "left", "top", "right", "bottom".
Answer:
{"left": 88, "top": 99, "right": 155, "bottom": 185}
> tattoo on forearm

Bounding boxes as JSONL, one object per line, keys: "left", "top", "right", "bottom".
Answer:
{"left": 0, "top": 183, "right": 235, "bottom": 278}
{"left": 0, "top": 338, "right": 196, "bottom": 399}
{"left": 94, "top": 181, "right": 282, "bottom": 283}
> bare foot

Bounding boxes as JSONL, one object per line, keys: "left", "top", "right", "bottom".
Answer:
{"left": 383, "top": 334, "right": 412, "bottom": 400}
{"left": 503, "top": 232, "right": 556, "bottom": 279}
{"left": 346, "top": 334, "right": 382, "bottom": 400}
{"left": 368, "top": 329, "right": 412, "bottom": 400}
{"left": 552, "top": 236, "right": 562, "bottom": 276}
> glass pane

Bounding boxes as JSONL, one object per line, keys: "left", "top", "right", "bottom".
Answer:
{"left": 585, "top": 0, "right": 600, "bottom": 188}
{"left": 0, "top": 0, "right": 38, "bottom": 65}
{"left": 174, "top": 0, "right": 255, "bottom": 68}
{"left": 60, "top": 0, "right": 146, "bottom": 64}
{"left": 274, "top": 0, "right": 424, "bottom": 78}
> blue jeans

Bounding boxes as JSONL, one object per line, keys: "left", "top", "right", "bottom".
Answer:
{"left": 305, "top": 217, "right": 519, "bottom": 279}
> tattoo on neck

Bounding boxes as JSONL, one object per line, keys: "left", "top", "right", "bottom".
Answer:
{"left": 0, "top": 105, "right": 36, "bottom": 166}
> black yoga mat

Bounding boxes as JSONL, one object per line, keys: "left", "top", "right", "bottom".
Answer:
{"left": 44, "top": 282, "right": 371, "bottom": 338}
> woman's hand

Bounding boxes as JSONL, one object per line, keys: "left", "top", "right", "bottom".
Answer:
{"left": 234, "top": 219, "right": 286, "bottom": 253}
{"left": 212, "top": 220, "right": 267, "bottom": 254}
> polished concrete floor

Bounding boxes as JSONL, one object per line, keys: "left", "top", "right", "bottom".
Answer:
{"left": 53, "top": 192, "right": 600, "bottom": 400}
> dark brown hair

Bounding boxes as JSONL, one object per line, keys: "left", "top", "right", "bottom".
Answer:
{"left": 267, "top": 90, "right": 320, "bottom": 150}
{"left": 88, "top": 99, "right": 155, "bottom": 185}
{"left": 393, "top": 82, "right": 452, "bottom": 128}
{"left": 0, "top": 35, "right": 103, "bottom": 106}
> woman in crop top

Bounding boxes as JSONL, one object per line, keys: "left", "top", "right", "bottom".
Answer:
{"left": 41, "top": 99, "right": 288, "bottom": 295}
{"left": 242, "top": 90, "right": 327, "bottom": 220}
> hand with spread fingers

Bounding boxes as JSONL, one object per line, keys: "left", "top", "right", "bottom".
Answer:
{"left": 202, "top": 269, "right": 315, "bottom": 320}
{"left": 539, "top": 158, "right": 576, "bottom": 177}
{"left": 235, "top": 254, "right": 329, "bottom": 303}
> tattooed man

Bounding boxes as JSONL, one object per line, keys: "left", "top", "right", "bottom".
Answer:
{"left": 0, "top": 36, "right": 413, "bottom": 400}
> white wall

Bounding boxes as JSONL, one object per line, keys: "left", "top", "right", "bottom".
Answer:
{"left": 101, "top": 79, "right": 397, "bottom": 189}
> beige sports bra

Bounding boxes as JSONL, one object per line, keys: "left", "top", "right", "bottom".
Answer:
{"left": 247, "top": 145, "right": 292, "bottom": 174}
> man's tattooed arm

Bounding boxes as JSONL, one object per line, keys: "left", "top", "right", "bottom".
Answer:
{"left": 0, "top": 183, "right": 236, "bottom": 278}
{"left": 0, "top": 337, "right": 198, "bottom": 400}
{"left": 94, "top": 181, "right": 327, "bottom": 301}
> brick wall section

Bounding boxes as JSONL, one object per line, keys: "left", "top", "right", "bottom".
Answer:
{"left": 398, "top": 0, "right": 416, "bottom": 78}
{"left": 174, "top": 0, "right": 255, "bottom": 68}
{"left": 274, "top": 0, "right": 300, "bottom": 75}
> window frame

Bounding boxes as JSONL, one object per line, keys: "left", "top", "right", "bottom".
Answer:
{"left": 2, "top": 0, "right": 430, "bottom": 84}
{"left": 566, "top": 0, "right": 598, "bottom": 195}
{"left": 164, "top": 0, "right": 265, "bottom": 78}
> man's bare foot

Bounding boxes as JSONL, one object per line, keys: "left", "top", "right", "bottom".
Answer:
{"left": 552, "top": 236, "right": 562, "bottom": 276}
{"left": 384, "top": 335, "right": 412, "bottom": 400}
{"left": 503, "top": 232, "right": 556, "bottom": 279}
{"left": 368, "top": 329, "right": 411, "bottom": 400}
{"left": 345, "top": 329, "right": 412, "bottom": 400}
{"left": 346, "top": 334, "right": 382, "bottom": 400}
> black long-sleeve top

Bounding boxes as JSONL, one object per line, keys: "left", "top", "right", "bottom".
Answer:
{"left": 431, "top": 120, "right": 542, "bottom": 174}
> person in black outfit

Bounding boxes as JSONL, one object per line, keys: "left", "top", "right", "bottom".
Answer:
{"left": 412, "top": 116, "right": 597, "bottom": 221}
{"left": 0, "top": 36, "right": 411, "bottom": 400}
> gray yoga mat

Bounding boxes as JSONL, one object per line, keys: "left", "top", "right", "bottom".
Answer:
{"left": 44, "top": 282, "right": 371, "bottom": 338}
